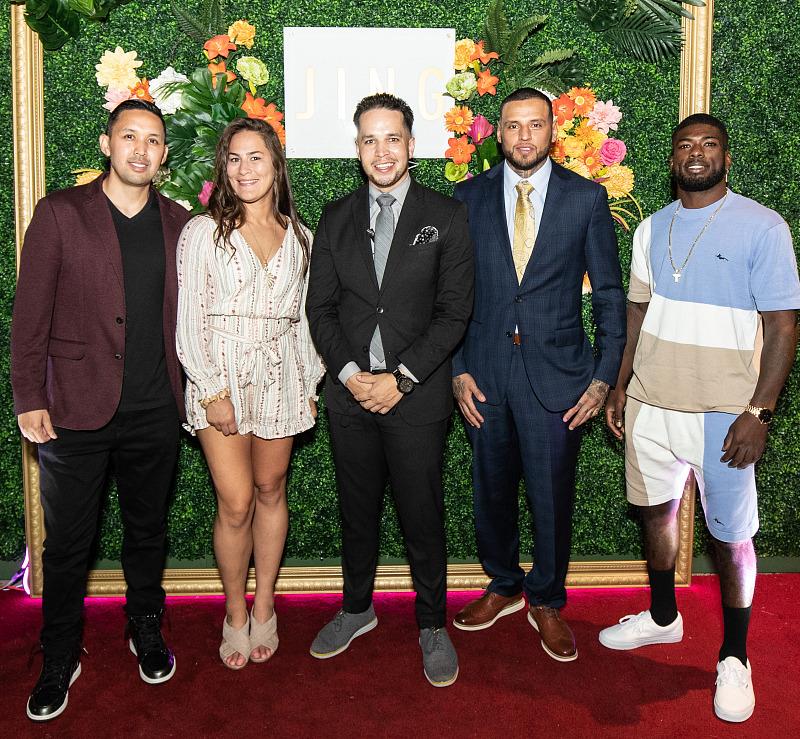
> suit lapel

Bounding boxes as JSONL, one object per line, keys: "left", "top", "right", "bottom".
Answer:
{"left": 85, "top": 174, "right": 124, "bottom": 291}
{"left": 158, "top": 193, "right": 180, "bottom": 315}
{"left": 521, "top": 163, "right": 567, "bottom": 284}
{"left": 379, "top": 179, "right": 421, "bottom": 295}
{"left": 485, "top": 165, "right": 515, "bottom": 277}
{"left": 350, "top": 185, "right": 379, "bottom": 293}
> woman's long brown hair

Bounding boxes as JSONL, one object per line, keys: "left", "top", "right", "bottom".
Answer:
{"left": 207, "top": 118, "right": 310, "bottom": 271}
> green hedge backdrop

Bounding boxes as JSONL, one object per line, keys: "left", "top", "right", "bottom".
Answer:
{"left": 0, "top": 0, "right": 797, "bottom": 565}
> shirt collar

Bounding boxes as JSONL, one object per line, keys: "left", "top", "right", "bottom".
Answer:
{"left": 503, "top": 157, "right": 552, "bottom": 195}
{"left": 368, "top": 174, "right": 412, "bottom": 209}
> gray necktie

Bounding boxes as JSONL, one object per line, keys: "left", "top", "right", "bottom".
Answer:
{"left": 369, "top": 193, "right": 396, "bottom": 364}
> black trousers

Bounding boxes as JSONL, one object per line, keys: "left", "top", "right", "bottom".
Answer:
{"left": 466, "top": 351, "right": 582, "bottom": 608}
{"left": 37, "top": 404, "right": 179, "bottom": 655}
{"left": 328, "top": 409, "right": 449, "bottom": 629}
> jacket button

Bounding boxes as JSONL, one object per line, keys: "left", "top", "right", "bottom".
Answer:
{"left": 377, "top": 306, "right": 384, "bottom": 314}
{"left": 505, "top": 331, "right": 513, "bottom": 337}
{"left": 115, "top": 317, "right": 124, "bottom": 324}
{"left": 114, "top": 353, "right": 122, "bottom": 360}
{"left": 362, "top": 346, "right": 368, "bottom": 353}
{"left": 514, "top": 296, "right": 522, "bottom": 303}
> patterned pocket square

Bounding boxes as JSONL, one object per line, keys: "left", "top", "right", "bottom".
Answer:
{"left": 412, "top": 226, "right": 439, "bottom": 245}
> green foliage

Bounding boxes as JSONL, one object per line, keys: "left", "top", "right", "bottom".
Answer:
{"left": 576, "top": 0, "right": 705, "bottom": 62}
{"left": 482, "top": 0, "right": 579, "bottom": 95}
{"left": 169, "top": 0, "right": 223, "bottom": 43}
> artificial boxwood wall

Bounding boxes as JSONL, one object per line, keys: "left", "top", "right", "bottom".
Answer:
{"left": 0, "top": 0, "right": 797, "bottom": 563}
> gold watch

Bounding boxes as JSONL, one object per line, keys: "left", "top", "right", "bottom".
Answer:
{"left": 744, "top": 404, "right": 773, "bottom": 425}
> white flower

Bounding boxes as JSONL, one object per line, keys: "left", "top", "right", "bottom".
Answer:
{"left": 174, "top": 199, "right": 193, "bottom": 211}
{"left": 149, "top": 66, "right": 189, "bottom": 115}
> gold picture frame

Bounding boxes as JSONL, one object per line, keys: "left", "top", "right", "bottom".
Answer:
{"left": 11, "top": 2, "right": 714, "bottom": 597}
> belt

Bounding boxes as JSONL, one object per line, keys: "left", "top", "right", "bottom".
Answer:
{"left": 208, "top": 319, "right": 293, "bottom": 388}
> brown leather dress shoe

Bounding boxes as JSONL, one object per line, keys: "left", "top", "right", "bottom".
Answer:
{"left": 453, "top": 591, "right": 525, "bottom": 631}
{"left": 527, "top": 606, "right": 578, "bottom": 662}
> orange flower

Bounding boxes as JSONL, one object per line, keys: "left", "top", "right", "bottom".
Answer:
{"left": 470, "top": 40, "right": 499, "bottom": 65}
{"left": 580, "top": 147, "right": 603, "bottom": 175}
{"left": 476, "top": 69, "right": 499, "bottom": 97}
{"left": 567, "top": 86, "right": 596, "bottom": 117}
{"left": 204, "top": 34, "right": 236, "bottom": 60}
{"left": 445, "top": 106, "right": 474, "bottom": 135}
{"left": 445, "top": 136, "right": 476, "bottom": 165}
{"left": 552, "top": 93, "right": 575, "bottom": 126}
{"left": 208, "top": 60, "right": 236, "bottom": 88}
{"left": 269, "top": 120, "right": 286, "bottom": 146}
{"left": 129, "top": 78, "right": 153, "bottom": 103}
{"left": 242, "top": 91, "right": 269, "bottom": 118}
{"left": 550, "top": 139, "right": 566, "bottom": 162}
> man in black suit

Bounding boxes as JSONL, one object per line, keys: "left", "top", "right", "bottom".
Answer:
{"left": 306, "top": 93, "right": 473, "bottom": 687}
{"left": 451, "top": 88, "right": 626, "bottom": 661}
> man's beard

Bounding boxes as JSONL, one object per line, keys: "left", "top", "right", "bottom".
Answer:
{"left": 673, "top": 161, "right": 726, "bottom": 192}
{"left": 503, "top": 146, "right": 550, "bottom": 174}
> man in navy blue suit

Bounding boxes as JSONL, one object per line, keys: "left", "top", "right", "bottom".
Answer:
{"left": 451, "top": 88, "right": 625, "bottom": 661}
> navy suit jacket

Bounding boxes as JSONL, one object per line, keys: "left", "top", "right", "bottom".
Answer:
{"left": 452, "top": 160, "right": 626, "bottom": 412}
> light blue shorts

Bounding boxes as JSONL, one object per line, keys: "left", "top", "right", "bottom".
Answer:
{"left": 625, "top": 397, "right": 759, "bottom": 543}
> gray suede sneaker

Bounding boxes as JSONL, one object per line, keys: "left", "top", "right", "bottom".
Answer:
{"left": 419, "top": 627, "right": 459, "bottom": 687}
{"left": 309, "top": 606, "right": 378, "bottom": 659}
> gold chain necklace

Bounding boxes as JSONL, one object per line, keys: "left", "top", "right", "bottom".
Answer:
{"left": 667, "top": 192, "right": 728, "bottom": 283}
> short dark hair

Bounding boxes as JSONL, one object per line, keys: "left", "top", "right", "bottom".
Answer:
{"left": 106, "top": 99, "right": 166, "bottom": 138}
{"left": 672, "top": 113, "right": 729, "bottom": 150}
{"left": 499, "top": 87, "right": 553, "bottom": 120}
{"left": 353, "top": 93, "right": 414, "bottom": 136}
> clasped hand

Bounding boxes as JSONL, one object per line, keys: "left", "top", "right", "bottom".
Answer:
{"left": 346, "top": 372, "right": 402, "bottom": 414}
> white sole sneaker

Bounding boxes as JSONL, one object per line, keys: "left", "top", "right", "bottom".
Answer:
{"left": 714, "top": 657, "right": 755, "bottom": 723}
{"left": 26, "top": 661, "right": 81, "bottom": 722}
{"left": 129, "top": 639, "right": 177, "bottom": 684}
{"left": 309, "top": 617, "right": 378, "bottom": 659}
{"left": 424, "top": 665, "right": 459, "bottom": 688}
{"left": 452, "top": 596, "right": 526, "bottom": 631}
{"left": 599, "top": 610, "right": 683, "bottom": 651}
{"left": 527, "top": 611, "right": 578, "bottom": 662}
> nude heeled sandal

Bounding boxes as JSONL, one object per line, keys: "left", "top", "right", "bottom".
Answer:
{"left": 249, "top": 607, "right": 278, "bottom": 663}
{"left": 219, "top": 613, "right": 251, "bottom": 670}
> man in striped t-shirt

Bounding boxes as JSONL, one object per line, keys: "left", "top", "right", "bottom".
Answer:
{"left": 598, "top": 114, "right": 800, "bottom": 723}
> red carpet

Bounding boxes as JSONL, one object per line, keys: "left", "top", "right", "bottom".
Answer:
{"left": 1, "top": 574, "right": 798, "bottom": 737}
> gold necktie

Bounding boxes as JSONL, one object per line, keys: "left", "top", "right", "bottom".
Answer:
{"left": 513, "top": 180, "right": 535, "bottom": 283}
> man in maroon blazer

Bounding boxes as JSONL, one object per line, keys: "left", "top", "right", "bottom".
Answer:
{"left": 11, "top": 100, "right": 191, "bottom": 722}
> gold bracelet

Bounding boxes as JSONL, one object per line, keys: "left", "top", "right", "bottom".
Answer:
{"left": 199, "top": 388, "right": 231, "bottom": 409}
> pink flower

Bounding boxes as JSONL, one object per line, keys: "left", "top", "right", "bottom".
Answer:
{"left": 103, "top": 87, "right": 133, "bottom": 112}
{"left": 198, "top": 180, "right": 215, "bottom": 207}
{"left": 588, "top": 99, "right": 622, "bottom": 134}
{"left": 599, "top": 138, "right": 627, "bottom": 166}
{"left": 467, "top": 114, "right": 494, "bottom": 144}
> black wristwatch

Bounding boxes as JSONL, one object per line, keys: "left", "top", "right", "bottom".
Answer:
{"left": 393, "top": 369, "right": 415, "bottom": 394}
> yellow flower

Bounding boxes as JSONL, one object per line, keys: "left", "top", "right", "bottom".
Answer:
{"left": 228, "top": 20, "right": 256, "bottom": 48}
{"left": 601, "top": 165, "right": 635, "bottom": 198}
{"left": 574, "top": 122, "right": 606, "bottom": 149}
{"left": 73, "top": 168, "right": 103, "bottom": 186}
{"left": 556, "top": 118, "right": 575, "bottom": 139}
{"left": 562, "top": 136, "right": 586, "bottom": 158}
{"left": 95, "top": 46, "right": 143, "bottom": 91}
{"left": 454, "top": 39, "right": 477, "bottom": 71}
{"left": 563, "top": 159, "right": 592, "bottom": 179}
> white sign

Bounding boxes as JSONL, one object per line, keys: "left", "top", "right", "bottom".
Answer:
{"left": 283, "top": 27, "right": 454, "bottom": 158}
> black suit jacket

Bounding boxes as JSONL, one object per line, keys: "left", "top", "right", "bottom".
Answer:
{"left": 306, "top": 178, "right": 474, "bottom": 424}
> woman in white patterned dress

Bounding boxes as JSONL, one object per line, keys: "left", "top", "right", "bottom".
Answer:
{"left": 176, "top": 118, "right": 323, "bottom": 669}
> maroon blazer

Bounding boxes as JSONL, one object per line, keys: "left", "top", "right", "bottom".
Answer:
{"left": 11, "top": 174, "right": 192, "bottom": 429}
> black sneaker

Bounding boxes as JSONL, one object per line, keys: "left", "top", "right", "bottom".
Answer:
{"left": 127, "top": 611, "right": 176, "bottom": 684}
{"left": 26, "top": 646, "right": 81, "bottom": 722}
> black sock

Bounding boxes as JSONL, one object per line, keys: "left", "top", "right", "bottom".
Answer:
{"left": 648, "top": 565, "right": 678, "bottom": 626}
{"left": 719, "top": 605, "right": 751, "bottom": 667}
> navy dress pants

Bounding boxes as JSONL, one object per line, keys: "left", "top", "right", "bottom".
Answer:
{"left": 467, "top": 351, "right": 582, "bottom": 608}
{"left": 37, "top": 404, "right": 179, "bottom": 656}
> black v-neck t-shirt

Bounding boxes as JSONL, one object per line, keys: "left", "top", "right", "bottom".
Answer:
{"left": 107, "top": 193, "right": 173, "bottom": 412}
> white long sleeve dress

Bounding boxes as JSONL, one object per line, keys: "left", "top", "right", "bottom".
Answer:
{"left": 176, "top": 215, "right": 324, "bottom": 439}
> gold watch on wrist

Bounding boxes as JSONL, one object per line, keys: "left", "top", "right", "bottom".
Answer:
{"left": 744, "top": 404, "right": 773, "bottom": 425}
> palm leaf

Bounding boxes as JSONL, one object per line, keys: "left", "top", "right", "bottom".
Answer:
{"left": 530, "top": 48, "right": 575, "bottom": 66}
{"left": 605, "top": 9, "right": 682, "bottom": 62}
{"left": 504, "top": 13, "right": 548, "bottom": 65}
{"left": 516, "top": 69, "right": 569, "bottom": 96}
{"left": 24, "top": 0, "right": 81, "bottom": 51}
{"left": 640, "top": 0, "right": 703, "bottom": 21}
{"left": 576, "top": 0, "right": 630, "bottom": 32}
{"left": 482, "top": 0, "right": 510, "bottom": 55}
{"left": 170, "top": 0, "right": 207, "bottom": 41}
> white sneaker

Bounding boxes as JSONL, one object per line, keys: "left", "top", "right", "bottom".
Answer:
{"left": 598, "top": 610, "right": 683, "bottom": 650}
{"left": 714, "top": 657, "right": 755, "bottom": 723}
